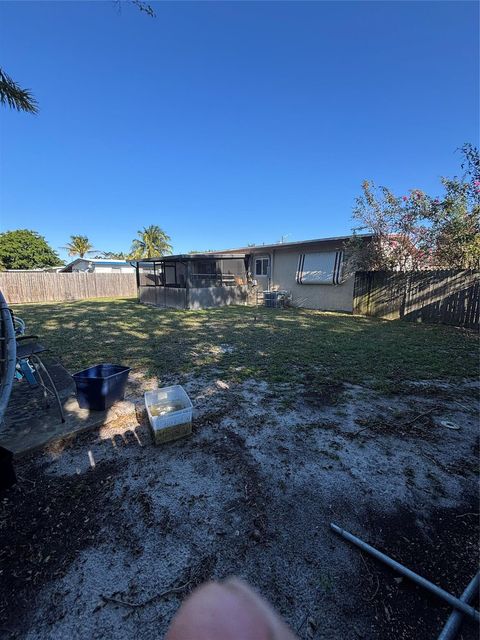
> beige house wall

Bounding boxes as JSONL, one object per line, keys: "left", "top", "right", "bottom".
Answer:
{"left": 247, "top": 240, "right": 354, "bottom": 312}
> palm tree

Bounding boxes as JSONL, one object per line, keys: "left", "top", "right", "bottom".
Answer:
{"left": 62, "top": 235, "right": 96, "bottom": 258}
{"left": 0, "top": 67, "right": 38, "bottom": 114}
{"left": 130, "top": 225, "right": 172, "bottom": 259}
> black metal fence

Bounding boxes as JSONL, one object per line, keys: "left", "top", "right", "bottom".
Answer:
{"left": 353, "top": 270, "right": 479, "bottom": 329}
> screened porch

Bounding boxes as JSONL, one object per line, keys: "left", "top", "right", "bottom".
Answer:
{"left": 135, "top": 254, "right": 249, "bottom": 309}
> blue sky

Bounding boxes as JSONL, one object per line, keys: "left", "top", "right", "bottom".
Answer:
{"left": 0, "top": 1, "right": 478, "bottom": 260}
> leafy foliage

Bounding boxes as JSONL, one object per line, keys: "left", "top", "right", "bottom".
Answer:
{"left": 0, "top": 230, "right": 62, "bottom": 270}
{"left": 347, "top": 182, "right": 431, "bottom": 271}
{"left": 130, "top": 225, "right": 172, "bottom": 259}
{"left": 0, "top": 67, "right": 38, "bottom": 114}
{"left": 349, "top": 145, "right": 480, "bottom": 270}
{"left": 426, "top": 143, "right": 480, "bottom": 269}
{"left": 62, "top": 235, "right": 96, "bottom": 258}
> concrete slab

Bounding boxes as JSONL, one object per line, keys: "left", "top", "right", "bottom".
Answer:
{"left": 0, "top": 360, "right": 139, "bottom": 457}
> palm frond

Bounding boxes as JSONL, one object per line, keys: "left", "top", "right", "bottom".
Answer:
{"left": 113, "top": 1, "right": 156, "bottom": 18}
{"left": 0, "top": 67, "right": 38, "bottom": 114}
{"left": 131, "top": 0, "right": 156, "bottom": 17}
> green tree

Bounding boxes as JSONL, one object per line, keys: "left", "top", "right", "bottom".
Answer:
{"left": 130, "top": 225, "right": 172, "bottom": 259}
{"left": 62, "top": 235, "right": 96, "bottom": 258}
{"left": 0, "top": 229, "right": 62, "bottom": 270}
{"left": 347, "top": 181, "right": 431, "bottom": 271}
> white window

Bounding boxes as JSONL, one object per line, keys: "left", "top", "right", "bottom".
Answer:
{"left": 255, "top": 257, "right": 269, "bottom": 276}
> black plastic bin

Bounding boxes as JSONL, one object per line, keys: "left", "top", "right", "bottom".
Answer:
{"left": 0, "top": 446, "right": 16, "bottom": 490}
{"left": 72, "top": 364, "right": 131, "bottom": 411}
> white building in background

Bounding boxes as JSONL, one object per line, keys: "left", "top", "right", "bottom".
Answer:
{"left": 60, "top": 258, "right": 135, "bottom": 274}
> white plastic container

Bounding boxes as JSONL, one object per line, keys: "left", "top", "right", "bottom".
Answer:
{"left": 145, "top": 385, "right": 193, "bottom": 445}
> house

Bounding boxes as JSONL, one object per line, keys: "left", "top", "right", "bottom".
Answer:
{"left": 60, "top": 258, "right": 135, "bottom": 274}
{"left": 135, "top": 234, "right": 374, "bottom": 311}
{"left": 135, "top": 254, "right": 248, "bottom": 309}
{"left": 214, "top": 233, "right": 374, "bottom": 312}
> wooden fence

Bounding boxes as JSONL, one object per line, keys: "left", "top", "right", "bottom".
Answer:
{"left": 353, "top": 270, "right": 479, "bottom": 329}
{"left": 0, "top": 272, "right": 137, "bottom": 304}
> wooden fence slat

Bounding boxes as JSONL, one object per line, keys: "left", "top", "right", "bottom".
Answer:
{"left": 0, "top": 272, "right": 137, "bottom": 304}
{"left": 353, "top": 270, "right": 479, "bottom": 329}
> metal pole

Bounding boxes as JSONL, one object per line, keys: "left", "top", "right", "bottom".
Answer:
{"left": 330, "top": 523, "right": 480, "bottom": 623}
{"left": 0, "top": 292, "right": 16, "bottom": 423}
{"left": 438, "top": 573, "right": 479, "bottom": 640}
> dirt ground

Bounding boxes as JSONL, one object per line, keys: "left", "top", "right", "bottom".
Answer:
{"left": 0, "top": 372, "right": 478, "bottom": 640}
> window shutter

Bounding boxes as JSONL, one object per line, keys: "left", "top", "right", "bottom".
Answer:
{"left": 296, "top": 251, "right": 344, "bottom": 285}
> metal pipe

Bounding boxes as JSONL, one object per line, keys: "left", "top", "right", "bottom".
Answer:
{"left": 438, "top": 573, "right": 479, "bottom": 640}
{"left": 330, "top": 523, "right": 480, "bottom": 623}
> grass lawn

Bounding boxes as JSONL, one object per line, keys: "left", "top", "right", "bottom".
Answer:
{"left": 13, "top": 298, "right": 479, "bottom": 388}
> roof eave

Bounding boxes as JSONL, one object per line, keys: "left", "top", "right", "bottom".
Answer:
{"left": 204, "top": 233, "right": 374, "bottom": 254}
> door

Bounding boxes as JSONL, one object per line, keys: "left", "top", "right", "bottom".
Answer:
{"left": 253, "top": 255, "right": 270, "bottom": 290}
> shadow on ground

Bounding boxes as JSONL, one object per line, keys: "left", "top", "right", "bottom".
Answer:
{"left": 11, "top": 298, "right": 479, "bottom": 388}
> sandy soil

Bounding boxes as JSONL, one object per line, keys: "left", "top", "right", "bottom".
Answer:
{"left": 0, "top": 374, "right": 478, "bottom": 640}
